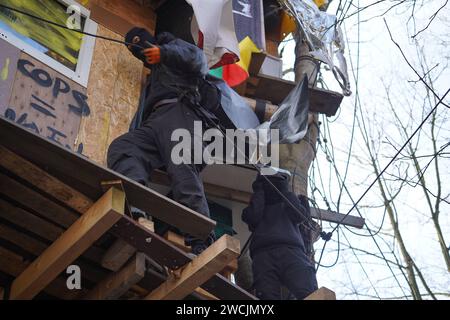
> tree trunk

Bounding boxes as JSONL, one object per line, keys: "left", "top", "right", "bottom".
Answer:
{"left": 279, "top": 35, "right": 319, "bottom": 197}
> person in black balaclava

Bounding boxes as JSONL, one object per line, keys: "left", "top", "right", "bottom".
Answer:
{"left": 107, "top": 28, "right": 218, "bottom": 255}
{"left": 242, "top": 170, "right": 318, "bottom": 300}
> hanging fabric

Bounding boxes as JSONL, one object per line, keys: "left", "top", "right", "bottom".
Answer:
{"left": 186, "top": 0, "right": 240, "bottom": 69}
{"left": 278, "top": 0, "right": 352, "bottom": 96}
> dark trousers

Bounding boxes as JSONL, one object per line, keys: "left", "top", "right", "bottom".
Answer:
{"left": 252, "top": 246, "right": 318, "bottom": 300}
{"left": 107, "top": 102, "right": 212, "bottom": 244}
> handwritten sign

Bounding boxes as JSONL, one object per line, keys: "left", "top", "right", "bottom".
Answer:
{"left": 3, "top": 53, "right": 90, "bottom": 152}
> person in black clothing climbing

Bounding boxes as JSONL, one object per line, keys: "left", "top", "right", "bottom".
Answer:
{"left": 242, "top": 170, "right": 318, "bottom": 300}
{"left": 107, "top": 28, "right": 218, "bottom": 255}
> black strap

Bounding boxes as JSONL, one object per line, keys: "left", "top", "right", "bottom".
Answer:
{"left": 152, "top": 98, "right": 178, "bottom": 111}
{"left": 255, "top": 99, "right": 266, "bottom": 123}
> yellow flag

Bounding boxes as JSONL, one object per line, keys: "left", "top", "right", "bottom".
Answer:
{"left": 236, "top": 36, "right": 261, "bottom": 73}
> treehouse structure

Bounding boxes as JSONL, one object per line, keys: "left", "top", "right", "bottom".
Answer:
{"left": 0, "top": 0, "right": 363, "bottom": 300}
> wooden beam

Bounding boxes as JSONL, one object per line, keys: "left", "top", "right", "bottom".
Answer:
{"left": 84, "top": 253, "right": 146, "bottom": 300}
{"left": 220, "top": 259, "right": 238, "bottom": 280}
{"left": 151, "top": 170, "right": 365, "bottom": 229}
{"left": 110, "top": 215, "right": 256, "bottom": 300}
{"left": 194, "top": 287, "right": 219, "bottom": 300}
{"left": 164, "top": 231, "right": 191, "bottom": 253}
{"left": 0, "top": 246, "right": 83, "bottom": 300}
{"left": 101, "top": 218, "right": 154, "bottom": 272}
{"left": 138, "top": 218, "right": 154, "bottom": 232}
{"left": 0, "top": 172, "right": 79, "bottom": 228}
{"left": 9, "top": 187, "right": 125, "bottom": 300}
{"left": 133, "top": 269, "right": 209, "bottom": 300}
{"left": 245, "top": 73, "right": 343, "bottom": 116}
{"left": 145, "top": 235, "right": 240, "bottom": 300}
{"left": 0, "top": 224, "right": 47, "bottom": 257}
{"left": 305, "top": 287, "right": 336, "bottom": 300}
{"left": 0, "top": 246, "right": 26, "bottom": 277}
{"left": 101, "top": 239, "right": 137, "bottom": 272}
{"left": 0, "top": 145, "right": 93, "bottom": 213}
{"left": 311, "top": 208, "right": 365, "bottom": 229}
{"left": 0, "top": 198, "right": 104, "bottom": 265}
{"left": 0, "top": 197, "right": 64, "bottom": 241}
{"left": 0, "top": 222, "right": 107, "bottom": 296}
{"left": 133, "top": 263, "right": 253, "bottom": 301}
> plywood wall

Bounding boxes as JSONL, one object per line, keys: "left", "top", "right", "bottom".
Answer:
{"left": 76, "top": 25, "right": 145, "bottom": 164}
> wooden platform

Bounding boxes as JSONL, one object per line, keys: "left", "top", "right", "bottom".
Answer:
{"left": 0, "top": 118, "right": 214, "bottom": 240}
{"left": 243, "top": 52, "right": 344, "bottom": 117}
{"left": 0, "top": 117, "right": 256, "bottom": 300}
{"left": 245, "top": 73, "right": 343, "bottom": 117}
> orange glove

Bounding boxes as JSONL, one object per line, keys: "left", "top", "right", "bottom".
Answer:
{"left": 143, "top": 47, "right": 161, "bottom": 65}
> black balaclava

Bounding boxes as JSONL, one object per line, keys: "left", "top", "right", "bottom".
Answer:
{"left": 257, "top": 172, "right": 291, "bottom": 204}
{"left": 125, "top": 27, "right": 156, "bottom": 63}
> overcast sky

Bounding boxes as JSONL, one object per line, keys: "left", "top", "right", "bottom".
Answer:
{"left": 281, "top": 0, "right": 450, "bottom": 299}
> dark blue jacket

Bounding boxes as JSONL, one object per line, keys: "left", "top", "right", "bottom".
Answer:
{"left": 242, "top": 174, "right": 308, "bottom": 256}
{"left": 128, "top": 32, "right": 259, "bottom": 131}
{"left": 130, "top": 32, "right": 209, "bottom": 129}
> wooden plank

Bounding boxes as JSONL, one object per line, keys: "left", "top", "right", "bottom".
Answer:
{"left": 135, "top": 267, "right": 246, "bottom": 301}
{"left": 0, "top": 172, "right": 79, "bottom": 229}
{"left": 101, "top": 218, "right": 154, "bottom": 272}
{"left": 135, "top": 268, "right": 209, "bottom": 300}
{"left": 84, "top": 253, "right": 146, "bottom": 300}
{"left": 0, "top": 245, "right": 26, "bottom": 277}
{"left": 194, "top": 287, "right": 219, "bottom": 300}
{"left": 245, "top": 73, "right": 343, "bottom": 116}
{"left": 0, "top": 198, "right": 104, "bottom": 265}
{"left": 265, "top": 39, "right": 280, "bottom": 57}
{"left": 111, "top": 215, "right": 256, "bottom": 300}
{"left": 9, "top": 187, "right": 125, "bottom": 300}
{"left": 111, "top": 216, "right": 191, "bottom": 270}
{"left": 145, "top": 235, "right": 240, "bottom": 300}
{"left": 221, "top": 259, "right": 238, "bottom": 280}
{"left": 0, "top": 246, "right": 82, "bottom": 300}
{"left": 152, "top": 169, "right": 364, "bottom": 229}
{"left": 0, "top": 145, "right": 93, "bottom": 213}
{"left": 138, "top": 218, "right": 154, "bottom": 232}
{"left": 201, "top": 273, "right": 257, "bottom": 300}
{"left": 311, "top": 208, "right": 365, "bottom": 229}
{"left": 137, "top": 268, "right": 166, "bottom": 294}
{"left": 305, "top": 287, "right": 336, "bottom": 300}
{"left": 0, "top": 117, "right": 216, "bottom": 240}
{"left": 0, "top": 197, "right": 63, "bottom": 242}
{"left": 0, "top": 220, "right": 108, "bottom": 286}
{"left": 164, "top": 231, "right": 191, "bottom": 253}
{"left": 101, "top": 239, "right": 137, "bottom": 272}
{"left": 0, "top": 224, "right": 47, "bottom": 257}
